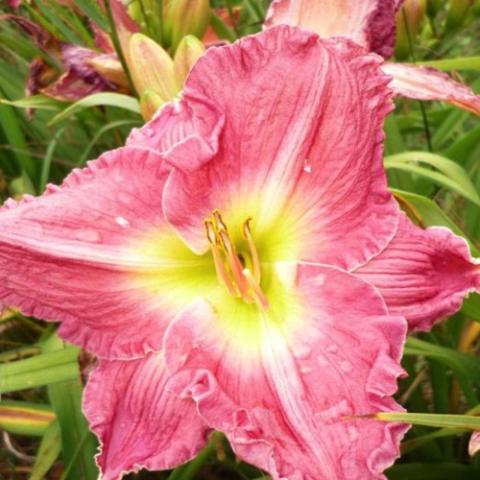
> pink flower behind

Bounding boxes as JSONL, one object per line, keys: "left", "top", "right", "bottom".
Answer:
{"left": 265, "top": 0, "right": 402, "bottom": 58}
{"left": 265, "top": 0, "right": 480, "bottom": 116}
{"left": 0, "top": 26, "right": 478, "bottom": 479}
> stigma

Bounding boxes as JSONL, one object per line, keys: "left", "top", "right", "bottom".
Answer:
{"left": 204, "top": 210, "right": 269, "bottom": 311}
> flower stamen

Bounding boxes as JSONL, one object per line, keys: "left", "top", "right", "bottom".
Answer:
{"left": 243, "top": 268, "right": 270, "bottom": 311}
{"left": 205, "top": 220, "right": 238, "bottom": 297}
{"left": 205, "top": 211, "right": 268, "bottom": 311}
{"left": 243, "top": 218, "right": 261, "bottom": 284}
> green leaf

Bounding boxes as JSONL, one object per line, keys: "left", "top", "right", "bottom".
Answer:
{"left": 79, "top": 119, "right": 141, "bottom": 165}
{"left": 419, "top": 57, "right": 480, "bottom": 71}
{"left": 0, "top": 95, "right": 64, "bottom": 112}
{"left": 462, "top": 293, "right": 480, "bottom": 322}
{"left": 43, "top": 334, "right": 99, "bottom": 480}
{"left": 405, "top": 337, "right": 480, "bottom": 379}
{"left": 385, "top": 152, "right": 480, "bottom": 206}
{"left": 209, "top": 11, "right": 236, "bottom": 42}
{"left": 390, "top": 188, "right": 479, "bottom": 255}
{"left": 387, "top": 463, "right": 479, "bottom": 480}
{"left": 0, "top": 348, "right": 80, "bottom": 393}
{"left": 40, "top": 128, "right": 65, "bottom": 192}
{"left": 49, "top": 93, "right": 141, "bottom": 126}
{"left": 30, "top": 420, "right": 62, "bottom": 480}
{"left": 73, "top": 0, "right": 109, "bottom": 30}
{"left": 377, "top": 412, "right": 480, "bottom": 430}
{"left": 0, "top": 400, "right": 54, "bottom": 437}
{"left": 444, "top": 124, "right": 480, "bottom": 166}
{"left": 0, "top": 102, "right": 36, "bottom": 184}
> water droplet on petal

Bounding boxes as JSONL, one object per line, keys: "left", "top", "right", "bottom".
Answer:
{"left": 293, "top": 344, "right": 312, "bottom": 359}
{"left": 143, "top": 127, "right": 154, "bottom": 138}
{"left": 115, "top": 216, "right": 130, "bottom": 228}
{"left": 340, "top": 455, "right": 362, "bottom": 479}
{"left": 340, "top": 360, "right": 352, "bottom": 373}
{"left": 29, "top": 223, "right": 44, "bottom": 237}
{"left": 116, "top": 192, "right": 132, "bottom": 204}
{"left": 317, "top": 354, "right": 329, "bottom": 367}
{"left": 303, "top": 159, "right": 312, "bottom": 173}
{"left": 347, "top": 425, "right": 359, "bottom": 442}
{"left": 75, "top": 229, "right": 101, "bottom": 243}
{"left": 300, "top": 364, "right": 313, "bottom": 375}
{"left": 327, "top": 344, "right": 338, "bottom": 354}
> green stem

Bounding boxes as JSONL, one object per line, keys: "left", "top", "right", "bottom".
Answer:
{"left": 401, "top": 8, "right": 433, "bottom": 153}
{"left": 102, "top": 0, "right": 136, "bottom": 95}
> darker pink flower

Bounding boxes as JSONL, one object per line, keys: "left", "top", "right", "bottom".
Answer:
{"left": 0, "top": 26, "right": 478, "bottom": 479}
{"left": 3, "top": 11, "right": 133, "bottom": 103}
{"left": 265, "top": 0, "right": 480, "bottom": 115}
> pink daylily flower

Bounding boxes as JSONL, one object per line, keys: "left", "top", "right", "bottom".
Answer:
{"left": 265, "top": 0, "right": 480, "bottom": 116}
{"left": 0, "top": 26, "right": 479, "bottom": 479}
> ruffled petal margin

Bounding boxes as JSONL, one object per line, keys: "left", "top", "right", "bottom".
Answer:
{"left": 382, "top": 63, "right": 480, "bottom": 116}
{"left": 264, "top": 0, "right": 399, "bottom": 58}
{"left": 0, "top": 146, "right": 213, "bottom": 359}
{"left": 165, "top": 264, "right": 409, "bottom": 480}
{"left": 83, "top": 352, "right": 210, "bottom": 480}
{"left": 153, "top": 26, "right": 399, "bottom": 271}
{"left": 355, "top": 214, "right": 480, "bottom": 331}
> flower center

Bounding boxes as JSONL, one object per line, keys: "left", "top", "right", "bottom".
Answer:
{"left": 204, "top": 210, "right": 269, "bottom": 311}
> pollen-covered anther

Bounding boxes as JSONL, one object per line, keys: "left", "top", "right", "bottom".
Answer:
{"left": 205, "top": 211, "right": 268, "bottom": 310}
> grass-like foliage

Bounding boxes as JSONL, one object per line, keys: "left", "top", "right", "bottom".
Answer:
{"left": 0, "top": 0, "right": 480, "bottom": 479}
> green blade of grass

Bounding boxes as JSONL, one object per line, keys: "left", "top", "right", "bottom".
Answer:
{"left": 0, "top": 400, "right": 55, "bottom": 437}
{"left": 376, "top": 412, "right": 480, "bottom": 430}
{"left": 385, "top": 152, "right": 480, "bottom": 206}
{"left": 49, "top": 93, "right": 140, "bottom": 126}
{"left": 42, "top": 334, "right": 99, "bottom": 480}
{"left": 30, "top": 420, "right": 62, "bottom": 480}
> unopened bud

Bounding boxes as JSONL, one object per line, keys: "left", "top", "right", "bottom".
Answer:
{"left": 163, "top": 0, "right": 211, "bottom": 52}
{"left": 128, "top": 33, "right": 177, "bottom": 98}
{"left": 395, "top": 0, "right": 427, "bottom": 59}
{"left": 88, "top": 54, "right": 129, "bottom": 89}
{"left": 173, "top": 35, "right": 205, "bottom": 86}
{"left": 140, "top": 89, "right": 166, "bottom": 121}
{"left": 469, "top": 431, "right": 480, "bottom": 457}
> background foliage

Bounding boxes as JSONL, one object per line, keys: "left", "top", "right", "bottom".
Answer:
{"left": 1, "top": 0, "right": 480, "bottom": 479}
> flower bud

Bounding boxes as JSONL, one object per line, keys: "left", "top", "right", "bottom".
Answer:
{"left": 173, "top": 35, "right": 205, "bottom": 86}
{"left": 88, "top": 54, "right": 129, "bottom": 89}
{"left": 163, "top": 0, "right": 211, "bottom": 52}
{"left": 127, "top": 33, "right": 177, "bottom": 98}
{"left": 140, "top": 89, "right": 166, "bottom": 121}
{"left": 395, "top": 0, "right": 427, "bottom": 60}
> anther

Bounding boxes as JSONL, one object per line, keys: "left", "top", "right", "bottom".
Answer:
{"left": 213, "top": 210, "right": 228, "bottom": 232}
{"left": 204, "top": 220, "right": 217, "bottom": 244}
{"left": 219, "top": 230, "right": 251, "bottom": 299}
{"left": 205, "top": 220, "right": 238, "bottom": 297}
{"left": 243, "top": 218, "right": 261, "bottom": 284}
{"left": 243, "top": 269, "right": 269, "bottom": 311}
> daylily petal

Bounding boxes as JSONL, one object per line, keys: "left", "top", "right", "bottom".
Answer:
{"left": 127, "top": 95, "right": 224, "bottom": 173}
{"left": 84, "top": 352, "right": 209, "bottom": 480}
{"left": 165, "top": 264, "right": 409, "bottom": 479}
{"left": 355, "top": 214, "right": 480, "bottom": 331}
{"left": 152, "top": 26, "right": 399, "bottom": 270}
{"left": 382, "top": 63, "right": 480, "bottom": 116}
{"left": 0, "top": 146, "right": 215, "bottom": 359}
{"left": 264, "top": 0, "right": 400, "bottom": 58}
